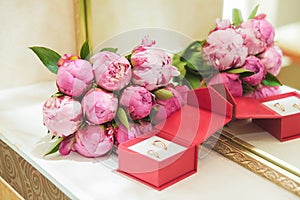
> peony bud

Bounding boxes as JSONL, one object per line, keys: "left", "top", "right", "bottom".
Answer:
{"left": 131, "top": 36, "right": 180, "bottom": 91}
{"left": 74, "top": 125, "right": 114, "bottom": 158}
{"left": 56, "top": 59, "right": 94, "bottom": 98}
{"left": 242, "top": 56, "right": 266, "bottom": 86}
{"left": 91, "top": 51, "right": 131, "bottom": 91}
{"left": 202, "top": 28, "right": 248, "bottom": 71}
{"left": 43, "top": 95, "right": 82, "bottom": 137}
{"left": 239, "top": 15, "right": 275, "bottom": 55}
{"left": 82, "top": 88, "right": 118, "bottom": 125}
{"left": 119, "top": 86, "right": 153, "bottom": 120}
{"left": 259, "top": 46, "right": 282, "bottom": 76}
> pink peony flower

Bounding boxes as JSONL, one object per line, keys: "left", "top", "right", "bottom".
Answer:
{"left": 91, "top": 51, "right": 131, "bottom": 91}
{"left": 259, "top": 46, "right": 282, "bottom": 76}
{"left": 82, "top": 88, "right": 118, "bottom": 125}
{"left": 202, "top": 28, "right": 248, "bottom": 71}
{"left": 208, "top": 73, "right": 243, "bottom": 97}
{"left": 215, "top": 19, "right": 232, "bottom": 30}
{"left": 244, "top": 85, "right": 280, "bottom": 99}
{"left": 119, "top": 86, "right": 153, "bottom": 120}
{"left": 131, "top": 37, "right": 180, "bottom": 91}
{"left": 242, "top": 56, "right": 266, "bottom": 86}
{"left": 151, "top": 85, "right": 189, "bottom": 124}
{"left": 74, "top": 125, "right": 114, "bottom": 158}
{"left": 56, "top": 58, "right": 94, "bottom": 98}
{"left": 115, "top": 121, "right": 153, "bottom": 145}
{"left": 239, "top": 14, "right": 275, "bottom": 55}
{"left": 42, "top": 95, "right": 82, "bottom": 137}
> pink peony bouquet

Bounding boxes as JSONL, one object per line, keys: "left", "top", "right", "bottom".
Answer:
{"left": 30, "top": 36, "right": 188, "bottom": 157}
{"left": 173, "top": 6, "right": 282, "bottom": 99}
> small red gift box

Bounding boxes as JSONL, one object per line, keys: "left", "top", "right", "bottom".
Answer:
{"left": 117, "top": 86, "right": 232, "bottom": 190}
{"left": 252, "top": 92, "right": 300, "bottom": 141}
{"left": 212, "top": 83, "right": 300, "bottom": 142}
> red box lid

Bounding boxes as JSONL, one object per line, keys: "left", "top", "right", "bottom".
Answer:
{"left": 234, "top": 92, "right": 300, "bottom": 119}
{"left": 155, "top": 86, "right": 232, "bottom": 146}
{"left": 211, "top": 83, "right": 300, "bottom": 119}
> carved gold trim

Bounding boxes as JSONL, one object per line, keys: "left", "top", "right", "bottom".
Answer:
{"left": 222, "top": 130, "right": 300, "bottom": 178}
{"left": 0, "top": 140, "right": 69, "bottom": 199}
{"left": 204, "top": 133, "right": 300, "bottom": 197}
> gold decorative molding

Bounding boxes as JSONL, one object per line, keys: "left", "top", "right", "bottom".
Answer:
{"left": 73, "top": 0, "right": 91, "bottom": 54}
{"left": 204, "top": 133, "right": 300, "bottom": 197}
{"left": 0, "top": 176, "right": 24, "bottom": 200}
{"left": 0, "top": 140, "right": 69, "bottom": 200}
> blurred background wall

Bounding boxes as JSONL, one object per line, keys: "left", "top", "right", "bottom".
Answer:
{"left": 0, "top": 0, "right": 299, "bottom": 90}
{"left": 0, "top": 0, "right": 76, "bottom": 89}
{"left": 90, "top": 0, "right": 223, "bottom": 46}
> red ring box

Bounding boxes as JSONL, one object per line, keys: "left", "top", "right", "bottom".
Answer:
{"left": 211, "top": 83, "right": 300, "bottom": 142}
{"left": 253, "top": 92, "right": 300, "bottom": 141}
{"left": 117, "top": 86, "right": 232, "bottom": 190}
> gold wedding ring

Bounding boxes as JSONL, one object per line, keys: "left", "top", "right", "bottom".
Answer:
{"left": 274, "top": 103, "right": 285, "bottom": 112}
{"left": 152, "top": 140, "right": 168, "bottom": 150}
{"left": 147, "top": 150, "right": 160, "bottom": 158}
{"left": 293, "top": 103, "right": 300, "bottom": 110}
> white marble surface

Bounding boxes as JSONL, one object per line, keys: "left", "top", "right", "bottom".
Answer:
{"left": 0, "top": 82, "right": 299, "bottom": 200}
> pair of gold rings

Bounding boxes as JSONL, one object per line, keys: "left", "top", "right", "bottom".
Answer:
{"left": 147, "top": 140, "right": 168, "bottom": 159}
{"left": 274, "top": 103, "right": 300, "bottom": 112}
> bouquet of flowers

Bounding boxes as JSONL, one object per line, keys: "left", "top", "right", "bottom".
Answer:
{"left": 173, "top": 5, "right": 283, "bottom": 99}
{"left": 30, "top": 36, "right": 188, "bottom": 157}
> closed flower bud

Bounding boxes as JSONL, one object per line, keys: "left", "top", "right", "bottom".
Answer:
{"left": 56, "top": 58, "right": 94, "bottom": 98}
{"left": 120, "top": 86, "right": 153, "bottom": 120}
{"left": 74, "top": 125, "right": 114, "bottom": 158}
{"left": 82, "top": 88, "right": 118, "bottom": 125}
{"left": 43, "top": 95, "right": 82, "bottom": 137}
{"left": 131, "top": 36, "right": 180, "bottom": 91}
{"left": 91, "top": 51, "right": 131, "bottom": 91}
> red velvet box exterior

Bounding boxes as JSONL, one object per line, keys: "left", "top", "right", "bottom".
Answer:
{"left": 117, "top": 86, "right": 232, "bottom": 190}
{"left": 211, "top": 84, "right": 300, "bottom": 141}
{"left": 253, "top": 92, "right": 300, "bottom": 142}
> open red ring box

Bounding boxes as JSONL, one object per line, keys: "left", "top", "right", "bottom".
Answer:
{"left": 117, "top": 86, "right": 232, "bottom": 190}
{"left": 212, "top": 84, "right": 300, "bottom": 142}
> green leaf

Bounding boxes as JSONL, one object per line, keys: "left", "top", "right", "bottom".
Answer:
{"left": 226, "top": 68, "right": 254, "bottom": 78}
{"left": 248, "top": 5, "right": 259, "bottom": 19}
{"left": 154, "top": 88, "right": 173, "bottom": 100}
{"left": 239, "top": 71, "right": 255, "bottom": 78}
{"left": 232, "top": 8, "right": 244, "bottom": 27}
{"left": 261, "top": 73, "right": 282, "bottom": 86}
{"left": 227, "top": 68, "right": 254, "bottom": 74}
{"left": 117, "top": 107, "right": 130, "bottom": 129}
{"left": 44, "top": 137, "right": 63, "bottom": 156}
{"left": 172, "top": 53, "right": 186, "bottom": 77}
{"left": 100, "top": 47, "right": 118, "bottom": 53}
{"left": 80, "top": 41, "right": 90, "bottom": 60}
{"left": 125, "top": 53, "right": 132, "bottom": 61}
{"left": 185, "top": 73, "right": 201, "bottom": 89}
{"left": 180, "top": 41, "right": 214, "bottom": 78}
{"left": 51, "top": 92, "right": 64, "bottom": 98}
{"left": 29, "top": 46, "right": 61, "bottom": 74}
